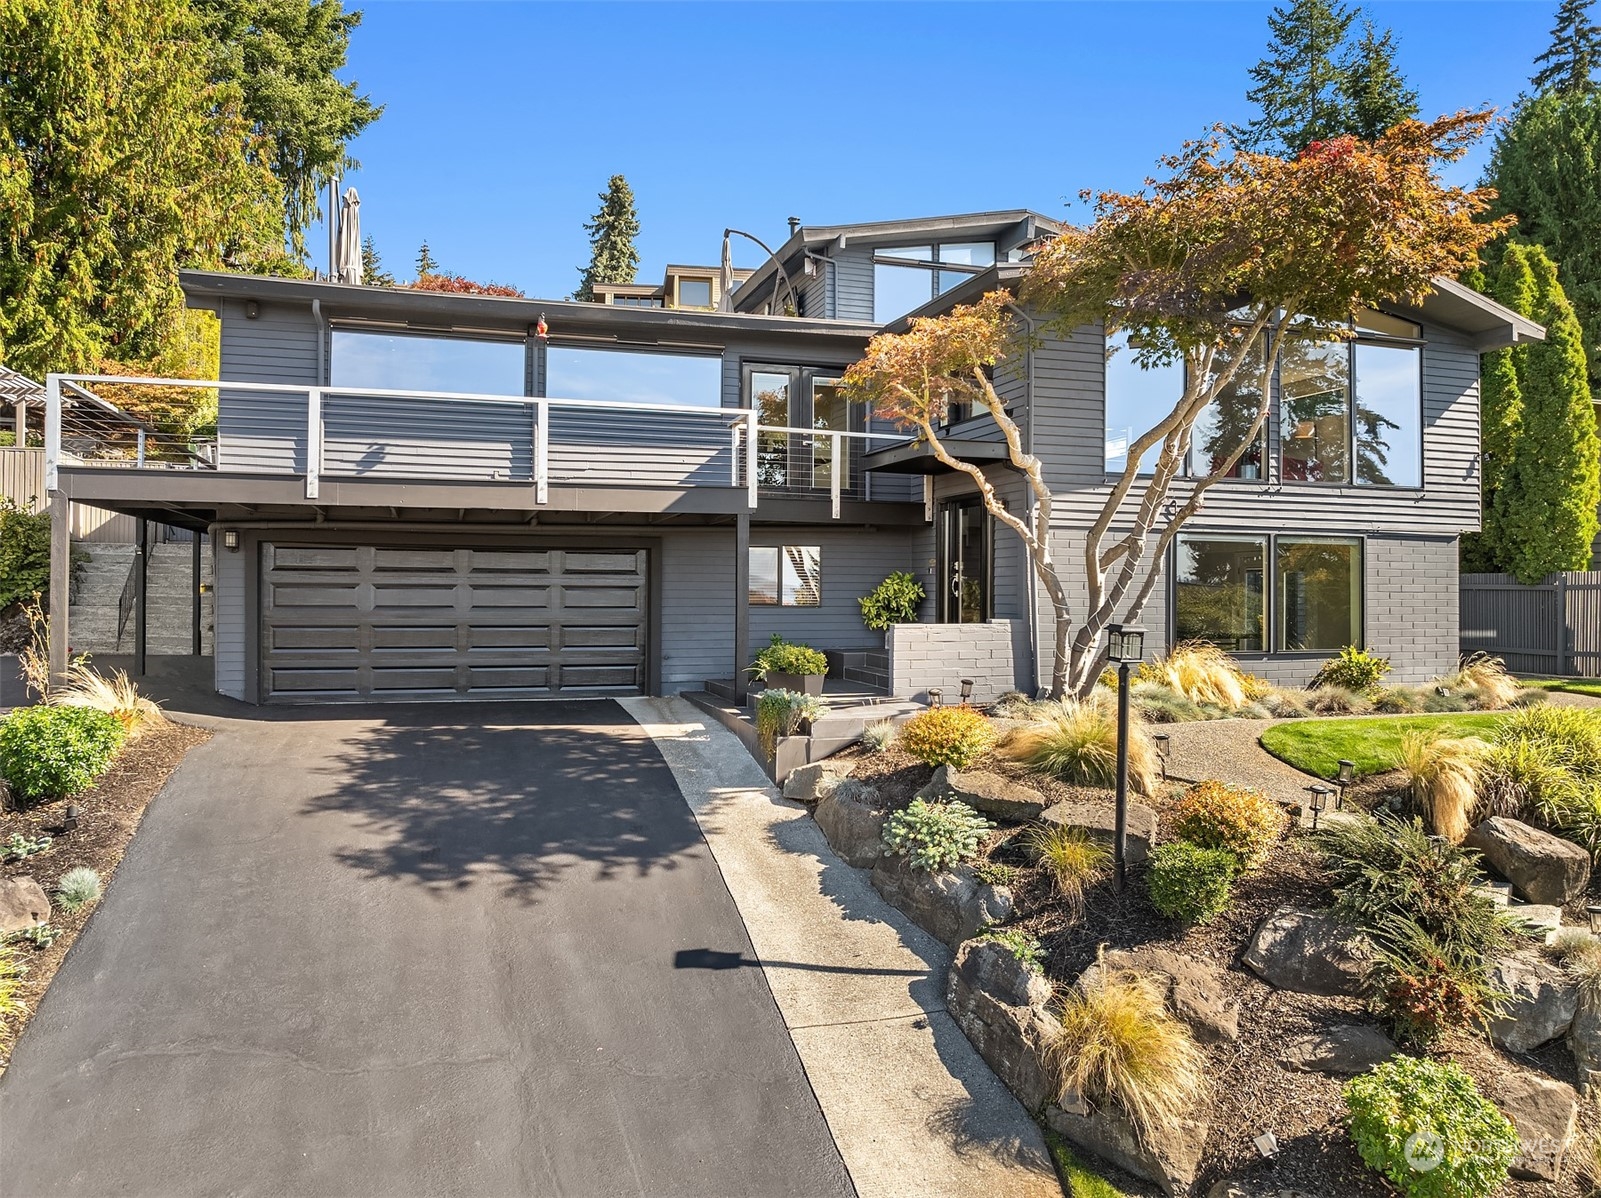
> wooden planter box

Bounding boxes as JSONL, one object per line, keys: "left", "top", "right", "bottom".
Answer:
{"left": 763, "top": 671, "right": 825, "bottom": 696}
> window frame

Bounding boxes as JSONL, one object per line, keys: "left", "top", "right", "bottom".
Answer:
{"left": 674, "top": 276, "right": 714, "bottom": 309}
{"left": 328, "top": 326, "right": 531, "bottom": 396}
{"left": 748, "top": 544, "right": 823, "bottom": 607}
{"left": 870, "top": 241, "right": 996, "bottom": 324}
{"left": 1168, "top": 531, "right": 1367, "bottom": 658}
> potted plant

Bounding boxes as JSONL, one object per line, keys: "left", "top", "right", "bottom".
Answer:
{"left": 858, "top": 571, "right": 926, "bottom": 633}
{"left": 756, "top": 688, "right": 830, "bottom": 778}
{"left": 751, "top": 634, "right": 829, "bottom": 696}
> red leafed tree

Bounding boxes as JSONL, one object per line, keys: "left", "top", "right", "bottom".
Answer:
{"left": 404, "top": 272, "right": 524, "bottom": 298}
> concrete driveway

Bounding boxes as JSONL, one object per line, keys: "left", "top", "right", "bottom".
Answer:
{"left": 0, "top": 696, "right": 853, "bottom": 1198}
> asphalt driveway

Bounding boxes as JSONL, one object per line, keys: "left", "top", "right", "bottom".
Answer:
{"left": 0, "top": 698, "right": 853, "bottom": 1198}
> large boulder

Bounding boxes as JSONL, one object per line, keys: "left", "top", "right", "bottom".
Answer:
{"left": 1279, "top": 1025, "right": 1397, "bottom": 1076}
{"left": 1086, "top": 948, "right": 1239, "bottom": 1044}
{"left": 1242, "top": 906, "right": 1369, "bottom": 997}
{"left": 0, "top": 876, "right": 50, "bottom": 934}
{"left": 782, "top": 759, "right": 857, "bottom": 805}
{"left": 869, "top": 855, "right": 1013, "bottom": 948}
{"left": 1483, "top": 1065, "right": 1579, "bottom": 1182}
{"left": 1465, "top": 817, "right": 1592, "bottom": 906}
{"left": 1570, "top": 991, "right": 1601, "bottom": 1095}
{"left": 946, "top": 939, "right": 1058, "bottom": 1113}
{"left": 1045, "top": 1102, "right": 1208, "bottom": 1197}
{"left": 813, "top": 780, "right": 886, "bottom": 868}
{"left": 1039, "top": 798, "right": 1158, "bottom": 864}
{"left": 1488, "top": 951, "right": 1579, "bottom": 1053}
{"left": 917, "top": 765, "right": 1047, "bottom": 821}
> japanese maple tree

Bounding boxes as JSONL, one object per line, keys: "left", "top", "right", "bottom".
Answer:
{"left": 844, "top": 113, "right": 1509, "bottom": 698}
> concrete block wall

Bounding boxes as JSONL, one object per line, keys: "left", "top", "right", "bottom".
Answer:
{"left": 888, "top": 620, "right": 1024, "bottom": 704}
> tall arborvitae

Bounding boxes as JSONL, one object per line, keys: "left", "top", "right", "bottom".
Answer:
{"left": 1461, "top": 254, "right": 1534, "bottom": 572}
{"left": 573, "top": 175, "right": 641, "bottom": 302}
{"left": 1237, "top": 0, "right": 1359, "bottom": 153}
{"left": 1340, "top": 21, "right": 1420, "bottom": 140}
{"left": 415, "top": 241, "right": 439, "bottom": 277}
{"left": 1532, "top": 0, "right": 1601, "bottom": 94}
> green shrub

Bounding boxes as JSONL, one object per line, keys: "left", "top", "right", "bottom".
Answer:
{"left": 1024, "top": 823, "right": 1111, "bottom": 918}
{"left": 0, "top": 498, "right": 50, "bottom": 611}
{"left": 752, "top": 634, "right": 829, "bottom": 680}
{"left": 1483, "top": 704, "right": 1601, "bottom": 852}
{"left": 0, "top": 705, "right": 124, "bottom": 800}
{"left": 1129, "top": 681, "right": 1209, "bottom": 724}
{"left": 1169, "top": 780, "right": 1287, "bottom": 871}
{"left": 1262, "top": 689, "right": 1310, "bottom": 718}
{"left": 898, "top": 706, "right": 996, "bottom": 768}
{"left": 881, "top": 798, "right": 992, "bottom": 872}
{"left": 859, "top": 720, "right": 897, "bottom": 753}
{"left": 1367, "top": 914, "right": 1506, "bottom": 1047}
{"left": 1421, "top": 689, "right": 1471, "bottom": 713}
{"left": 1343, "top": 1057, "right": 1517, "bottom": 1198}
{"left": 1146, "top": 841, "right": 1235, "bottom": 925}
{"left": 976, "top": 927, "right": 1043, "bottom": 972}
{"left": 857, "top": 571, "right": 926, "bottom": 631}
{"left": 1311, "top": 645, "right": 1392, "bottom": 693}
{"left": 55, "top": 866, "right": 103, "bottom": 912}
{"left": 754, "top": 688, "right": 828, "bottom": 758}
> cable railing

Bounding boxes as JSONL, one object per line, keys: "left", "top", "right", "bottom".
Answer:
{"left": 45, "top": 374, "right": 911, "bottom": 515}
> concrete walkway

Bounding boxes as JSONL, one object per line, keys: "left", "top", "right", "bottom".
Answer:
{"left": 623, "top": 697, "right": 1060, "bottom": 1198}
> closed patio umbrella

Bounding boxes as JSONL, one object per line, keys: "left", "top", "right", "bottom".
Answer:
{"left": 717, "top": 230, "right": 735, "bottom": 313}
{"left": 335, "top": 186, "right": 362, "bottom": 285}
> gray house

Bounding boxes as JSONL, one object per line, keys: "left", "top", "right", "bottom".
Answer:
{"left": 42, "top": 210, "right": 1542, "bottom": 705}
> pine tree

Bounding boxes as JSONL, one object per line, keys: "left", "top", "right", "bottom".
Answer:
{"left": 361, "top": 236, "right": 394, "bottom": 287}
{"left": 415, "top": 241, "right": 440, "bottom": 277}
{"left": 1495, "top": 245, "right": 1600, "bottom": 581}
{"left": 1532, "top": 0, "right": 1601, "bottom": 94}
{"left": 1340, "top": 21, "right": 1420, "bottom": 140}
{"left": 1237, "top": 0, "right": 1359, "bottom": 153}
{"left": 573, "top": 175, "right": 641, "bottom": 302}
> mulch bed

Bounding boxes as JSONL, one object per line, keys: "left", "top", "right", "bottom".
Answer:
{"left": 825, "top": 735, "right": 1601, "bottom": 1197}
{"left": 0, "top": 717, "right": 210, "bottom": 1072}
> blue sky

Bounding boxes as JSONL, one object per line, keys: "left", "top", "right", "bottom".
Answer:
{"left": 330, "top": 1, "right": 1555, "bottom": 300}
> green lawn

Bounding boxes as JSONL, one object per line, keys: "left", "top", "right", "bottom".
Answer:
{"left": 1519, "top": 676, "right": 1601, "bottom": 700}
{"left": 1258, "top": 712, "right": 1509, "bottom": 779}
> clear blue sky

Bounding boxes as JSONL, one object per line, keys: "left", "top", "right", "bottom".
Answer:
{"left": 330, "top": 1, "right": 1554, "bottom": 300}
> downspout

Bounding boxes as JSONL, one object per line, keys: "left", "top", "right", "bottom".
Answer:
{"left": 312, "top": 298, "right": 326, "bottom": 385}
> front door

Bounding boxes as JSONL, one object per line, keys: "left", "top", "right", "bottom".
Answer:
{"left": 939, "top": 497, "right": 991, "bottom": 623}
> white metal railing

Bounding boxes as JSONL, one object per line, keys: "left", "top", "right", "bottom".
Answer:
{"left": 45, "top": 373, "right": 910, "bottom": 516}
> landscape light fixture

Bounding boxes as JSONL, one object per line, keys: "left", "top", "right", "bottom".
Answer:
{"left": 1253, "top": 1131, "right": 1280, "bottom": 1161}
{"left": 927, "top": 688, "right": 943, "bottom": 709}
{"left": 1152, "top": 733, "right": 1170, "bottom": 780}
{"left": 1336, "top": 760, "right": 1356, "bottom": 809}
{"left": 222, "top": 529, "right": 240, "bottom": 552}
{"left": 1588, "top": 905, "right": 1601, "bottom": 937}
{"left": 1105, "top": 624, "right": 1146, "bottom": 891}
{"left": 1306, "top": 784, "right": 1334, "bottom": 831}
{"left": 62, "top": 804, "right": 81, "bottom": 832}
{"left": 960, "top": 678, "right": 974, "bottom": 704}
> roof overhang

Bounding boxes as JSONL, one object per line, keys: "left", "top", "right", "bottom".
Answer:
{"left": 864, "top": 437, "right": 1012, "bottom": 475}
{"left": 1403, "top": 277, "right": 1546, "bottom": 351}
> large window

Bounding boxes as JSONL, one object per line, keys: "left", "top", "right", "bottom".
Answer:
{"left": 749, "top": 546, "right": 821, "bottom": 606}
{"left": 1105, "top": 331, "right": 1183, "bottom": 474}
{"left": 746, "top": 365, "right": 859, "bottom": 491}
{"left": 1355, "top": 341, "right": 1422, "bottom": 487}
{"left": 1190, "top": 337, "right": 1269, "bottom": 480}
{"left": 1174, "top": 533, "right": 1363, "bottom": 654}
{"left": 330, "top": 330, "right": 526, "bottom": 396}
{"left": 872, "top": 242, "right": 996, "bottom": 323}
{"left": 1280, "top": 338, "right": 1351, "bottom": 482}
{"left": 544, "top": 347, "right": 721, "bottom": 406}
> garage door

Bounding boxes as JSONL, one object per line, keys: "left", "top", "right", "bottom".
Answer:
{"left": 260, "top": 543, "right": 647, "bottom": 702}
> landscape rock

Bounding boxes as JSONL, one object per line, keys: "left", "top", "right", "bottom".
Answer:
{"left": 946, "top": 939, "right": 1057, "bottom": 1112}
{"left": 1569, "top": 992, "right": 1601, "bottom": 1095}
{"left": 812, "top": 780, "right": 885, "bottom": 868}
{"left": 1086, "top": 948, "right": 1240, "bottom": 1044}
{"left": 781, "top": 759, "right": 857, "bottom": 805}
{"left": 1045, "top": 1102, "right": 1208, "bottom": 1196}
{"left": 1485, "top": 1066, "right": 1579, "bottom": 1182}
{"left": 917, "top": 765, "right": 1047, "bottom": 821}
{"left": 1488, "top": 951, "right": 1579, "bottom": 1053}
{"left": 869, "top": 855, "right": 1013, "bottom": 948}
{"left": 1465, "top": 816, "right": 1592, "bottom": 906}
{"left": 0, "top": 876, "right": 50, "bottom": 934}
{"left": 1039, "top": 797, "right": 1158, "bottom": 863}
{"left": 1508, "top": 903, "right": 1564, "bottom": 945}
{"left": 1242, "top": 906, "right": 1369, "bottom": 997}
{"left": 1279, "top": 1025, "right": 1397, "bottom": 1075}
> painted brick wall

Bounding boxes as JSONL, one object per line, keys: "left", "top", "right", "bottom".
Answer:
{"left": 887, "top": 620, "right": 1026, "bottom": 704}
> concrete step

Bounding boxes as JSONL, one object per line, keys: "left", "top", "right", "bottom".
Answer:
{"left": 1476, "top": 882, "right": 1515, "bottom": 909}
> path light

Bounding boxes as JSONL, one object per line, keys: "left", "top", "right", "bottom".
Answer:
{"left": 960, "top": 678, "right": 974, "bottom": 704}
{"left": 1306, "top": 784, "right": 1334, "bottom": 831}
{"left": 927, "top": 688, "right": 943, "bottom": 709}
{"left": 62, "top": 804, "right": 80, "bottom": 832}
{"left": 1587, "top": 905, "right": 1601, "bottom": 937}
{"left": 1336, "top": 759, "right": 1356, "bottom": 809}
{"left": 1253, "top": 1131, "right": 1279, "bottom": 1161}
{"left": 1152, "top": 733, "right": 1170, "bottom": 780}
{"left": 1106, "top": 623, "right": 1147, "bottom": 891}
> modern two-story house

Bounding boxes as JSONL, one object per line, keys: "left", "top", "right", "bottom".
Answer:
{"left": 41, "top": 209, "right": 1542, "bottom": 706}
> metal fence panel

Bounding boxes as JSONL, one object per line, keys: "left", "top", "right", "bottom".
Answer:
{"left": 1461, "top": 571, "right": 1601, "bottom": 677}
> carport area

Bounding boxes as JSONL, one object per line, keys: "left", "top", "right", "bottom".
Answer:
{"left": 0, "top": 675, "right": 852, "bottom": 1197}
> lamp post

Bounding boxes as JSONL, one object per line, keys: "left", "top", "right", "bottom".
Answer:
{"left": 1336, "top": 760, "right": 1355, "bottom": 810}
{"left": 1106, "top": 623, "right": 1146, "bottom": 891}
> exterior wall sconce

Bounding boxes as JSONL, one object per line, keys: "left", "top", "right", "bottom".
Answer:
{"left": 927, "top": 688, "right": 943, "bottom": 709}
{"left": 959, "top": 678, "right": 974, "bottom": 704}
{"left": 1306, "top": 784, "right": 1334, "bottom": 830}
{"left": 223, "top": 529, "right": 241, "bottom": 552}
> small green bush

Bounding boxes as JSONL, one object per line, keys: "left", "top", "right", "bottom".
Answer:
{"left": 55, "top": 866, "right": 103, "bottom": 912}
{"left": 752, "top": 634, "right": 829, "bottom": 680}
{"left": 898, "top": 706, "right": 996, "bottom": 768}
{"left": 1311, "top": 645, "right": 1392, "bottom": 693}
{"left": 0, "top": 705, "right": 124, "bottom": 800}
{"left": 881, "top": 798, "right": 992, "bottom": 872}
{"left": 1169, "top": 780, "right": 1288, "bottom": 871}
{"left": 859, "top": 720, "right": 897, "bottom": 753}
{"left": 1374, "top": 686, "right": 1426, "bottom": 714}
{"left": 1146, "top": 841, "right": 1235, "bottom": 924}
{"left": 1343, "top": 1056, "right": 1517, "bottom": 1198}
{"left": 754, "top": 688, "right": 828, "bottom": 758}
{"left": 0, "top": 498, "right": 51, "bottom": 611}
{"left": 976, "top": 927, "right": 1044, "bottom": 972}
{"left": 1129, "top": 681, "right": 1209, "bottom": 724}
{"left": 1483, "top": 704, "right": 1601, "bottom": 853}
{"left": 858, "top": 571, "right": 925, "bottom": 631}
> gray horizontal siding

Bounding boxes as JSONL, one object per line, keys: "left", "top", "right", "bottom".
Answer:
{"left": 659, "top": 530, "right": 736, "bottom": 689}
{"left": 217, "top": 298, "right": 318, "bottom": 473}
{"left": 322, "top": 395, "right": 531, "bottom": 481}
{"left": 214, "top": 538, "right": 246, "bottom": 699}
{"left": 832, "top": 248, "right": 874, "bottom": 323}
{"left": 750, "top": 527, "right": 926, "bottom": 652}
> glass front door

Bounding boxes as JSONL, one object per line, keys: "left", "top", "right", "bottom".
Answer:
{"left": 939, "top": 496, "right": 991, "bottom": 623}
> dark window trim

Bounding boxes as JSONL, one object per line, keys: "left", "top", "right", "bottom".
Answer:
{"left": 748, "top": 543, "right": 823, "bottom": 607}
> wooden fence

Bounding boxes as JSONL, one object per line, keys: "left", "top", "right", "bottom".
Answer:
{"left": 1460, "top": 571, "right": 1601, "bottom": 678}
{"left": 0, "top": 447, "right": 148, "bottom": 543}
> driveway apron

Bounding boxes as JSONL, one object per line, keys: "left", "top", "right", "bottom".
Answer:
{"left": 0, "top": 699, "right": 853, "bottom": 1198}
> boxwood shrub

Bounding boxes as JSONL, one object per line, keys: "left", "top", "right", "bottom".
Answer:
{"left": 1146, "top": 840, "right": 1235, "bottom": 925}
{"left": 0, "top": 705, "right": 125, "bottom": 800}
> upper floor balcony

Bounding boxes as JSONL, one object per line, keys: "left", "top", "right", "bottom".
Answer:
{"left": 43, "top": 374, "right": 922, "bottom": 522}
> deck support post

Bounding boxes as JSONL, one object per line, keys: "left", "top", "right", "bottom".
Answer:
{"left": 134, "top": 518, "right": 148, "bottom": 676}
{"left": 734, "top": 512, "right": 750, "bottom": 703}
{"left": 192, "top": 533, "right": 203, "bottom": 656}
{"left": 48, "top": 490, "right": 70, "bottom": 687}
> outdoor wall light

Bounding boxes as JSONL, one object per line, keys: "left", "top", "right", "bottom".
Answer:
{"left": 244, "top": 300, "right": 260, "bottom": 320}
{"left": 1105, "top": 624, "right": 1146, "bottom": 664}
{"left": 1306, "top": 784, "right": 1334, "bottom": 831}
{"left": 1588, "top": 905, "right": 1601, "bottom": 937}
{"left": 223, "top": 529, "right": 240, "bottom": 552}
{"left": 927, "top": 688, "right": 943, "bottom": 709}
{"left": 960, "top": 678, "right": 974, "bottom": 704}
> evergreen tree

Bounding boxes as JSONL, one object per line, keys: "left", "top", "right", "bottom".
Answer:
{"left": 1494, "top": 245, "right": 1600, "bottom": 581}
{"left": 1340, "top": 21, "right": 1420, "bottom": 140}
{"left": 1532, "top": 0, "right": 1601, "bottom": 94}
{"left": 1237, "top": 0, "right": 1359, "bottom": 153}
{"left": 1461, "top": 251, "right": 1533, "bottom": 572}
{"left": 415, "top": 241, "right": 440, "bottom": 277}
{"left": 573, "top": 175, "right": 641, "bottom": 302}
{"left": 361, "top": 236, "right": 394, "bottom": 287}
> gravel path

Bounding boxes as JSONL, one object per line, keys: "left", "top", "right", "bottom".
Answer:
{"left": 1159, "top": 716, "right": 1325, "bottom": 810}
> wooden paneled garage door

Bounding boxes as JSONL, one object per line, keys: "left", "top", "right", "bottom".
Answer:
{"left": 259, "top": 543, "right": 647, "bottom": 702}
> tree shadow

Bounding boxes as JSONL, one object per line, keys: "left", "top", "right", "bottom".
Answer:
{"left": 304, "top": 700, "right": 705, "bottom": 902}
